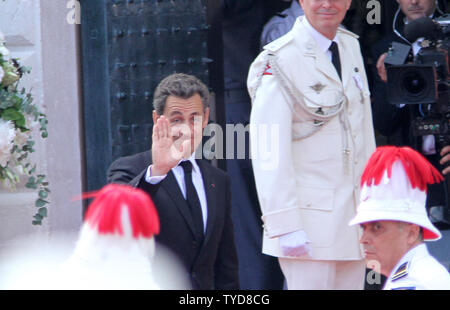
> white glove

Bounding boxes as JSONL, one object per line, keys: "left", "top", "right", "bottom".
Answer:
{"left": 279, "top": 230, "right": 312, "bottom": 257}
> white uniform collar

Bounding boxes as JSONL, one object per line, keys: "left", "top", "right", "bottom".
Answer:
{"left": 301, "top": 16, "right": 338, "bottom": 54}
{"left": 386, "top": 243, "right": 428, "bottom": 283}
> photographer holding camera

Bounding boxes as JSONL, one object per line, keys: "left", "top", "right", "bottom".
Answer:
{"left": 370, "top": 0, "right": 449, "bottom": 225}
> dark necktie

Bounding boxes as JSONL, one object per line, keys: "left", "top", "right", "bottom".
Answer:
{"left": 180, "top": 161, "right": 204, "bottom": 241}
{"left": 329, "top": 41, "right": 342, "bottom": 80}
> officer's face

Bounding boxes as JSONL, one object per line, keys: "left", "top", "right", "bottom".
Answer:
{"left": 360, "top": 221, "right": 419, "bottom": 277}
{"left": 397, "top": 0, "right": 436, "bottom": 21}
{"left": 153, "top": 94, "right": 209, "bottom": 159}
{"left": 299, "top": 0, "right": 352, "bottom": 39}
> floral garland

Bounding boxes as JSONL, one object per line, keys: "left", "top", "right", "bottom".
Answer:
{"left": 0, "top": 30, "right": 50, "bottom": 225}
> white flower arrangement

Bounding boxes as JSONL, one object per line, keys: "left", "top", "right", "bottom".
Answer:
{"left": 0, "top": 29, "right": 50, "bottom": 225}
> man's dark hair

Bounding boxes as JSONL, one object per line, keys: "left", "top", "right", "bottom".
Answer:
{"left": 153, "top": 73, "right": 210, "bottom": 115}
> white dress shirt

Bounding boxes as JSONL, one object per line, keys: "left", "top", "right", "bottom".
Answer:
{"left": 145, "top": 153, "right": 208, "bottom": 233}
{"left": 302, "top": 16, "right": 337, "bottom": 62}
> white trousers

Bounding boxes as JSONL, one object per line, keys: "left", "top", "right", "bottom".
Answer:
{"left": 278, "top": 258, "right": 366, "bottom": 290}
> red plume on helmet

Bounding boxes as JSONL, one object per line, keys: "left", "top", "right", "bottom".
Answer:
{"left": 82, "top": 183, "right": 160, "bottom": 239}
{"left": 360, "top": 146, "right": 443, "bottom": 192}
{"left": 56, "top": 184, "right": 162, "bottom": 289}
{"left": 350, "top": 146, "right": 444, "bottom": 241}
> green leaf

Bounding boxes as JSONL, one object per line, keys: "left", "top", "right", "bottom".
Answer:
{"left": 38, "top": 207, "right": 48, "bottom": 217}
{"left": 33, "top": 214, "right": 43, "bottom": 221}
{"left": 25, "top": 182, "right": 37, "bottom": 189}
{"left": 0, "top": 92, "right": 17, "bottom": 109}
{"left": 2, "top": 108, "right": 21, "bottom": 120}
{"left": 41, "top": 131, "right": 48, "bottom": 138}
{"left": 35, "top": 199, "right": 47, "bottom": 208}
{"left": 39, "top": 190, "right": 48, "bottom": 199}
{"left": 4, "top": 168, "right": 15, "bottom": 182}
{"left": 28, "top": 176, "right": 35, "bottom": 183}
{"left": 2, "top": 108, "right": 26, "bottom": 128}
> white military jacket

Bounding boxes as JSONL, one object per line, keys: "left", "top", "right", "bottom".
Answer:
{"left": 247, "top": 17, "right": 376, "bottom": 260}
{"left": 384, "top": 244, "right": 450, "bottom": 290}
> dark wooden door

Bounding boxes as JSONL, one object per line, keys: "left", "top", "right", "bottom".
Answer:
{"left": 80, "top": 0, "right": 223, "bottom": 194}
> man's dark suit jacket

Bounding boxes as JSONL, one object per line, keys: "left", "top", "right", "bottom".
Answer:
{"left": 107, "top": 150, "right": 239, "bottom": 290}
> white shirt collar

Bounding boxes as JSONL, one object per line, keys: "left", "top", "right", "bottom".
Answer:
{"left": 302, "top": 16, "right": 337, "bottom": 54}
{"left": 179, "top": 152, "right": 200, "bottom": 174}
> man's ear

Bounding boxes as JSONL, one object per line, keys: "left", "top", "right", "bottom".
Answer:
{"left": 152, "top": 110, "right": 160, "bottom": 124}
{"left": 407, "top": 224, "right": 421, "bottom": 244}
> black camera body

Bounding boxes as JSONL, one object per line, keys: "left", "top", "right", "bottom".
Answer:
{"left": 386, "top": 14, "right": 449, "bottom": 148}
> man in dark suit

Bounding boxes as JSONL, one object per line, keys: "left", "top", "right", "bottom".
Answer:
{"left": 107, "top": 73, "right": 239, "bottom": 290}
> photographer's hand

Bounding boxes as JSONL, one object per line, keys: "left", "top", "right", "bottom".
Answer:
{"left": 439, "top": 145, "right": 450, "bottom": 175}
{"left": 376, "top": 53, "right": 388, "bottom": 83}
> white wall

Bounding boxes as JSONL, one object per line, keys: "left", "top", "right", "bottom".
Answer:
{"left": 0, "top": 0, "right": 84, "bottom": 249}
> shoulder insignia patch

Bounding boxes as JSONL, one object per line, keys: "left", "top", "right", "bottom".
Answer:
{"left": 263, "top": 64, "right": 273, "bottom": 76}
{"left": 392, "top": 262, "right": 409, "bottom": 281}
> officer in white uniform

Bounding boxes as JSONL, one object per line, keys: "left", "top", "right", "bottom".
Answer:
{"left": 248, "top": 0, "right": 376, "bottom": 290}
{"left": 349, "top": 146, "right": 450, "bottom": 290}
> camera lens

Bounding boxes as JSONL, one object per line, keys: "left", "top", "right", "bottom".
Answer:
{"left": 402, "top": 71, "right": 426, "bottom": 95}
{"left": 386, "top": 64, "right": 436, "bottom": 105}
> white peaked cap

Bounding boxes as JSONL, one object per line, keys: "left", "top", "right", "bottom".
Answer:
{"left": 349, "top": 146, "right": 444, "bottom": 241}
